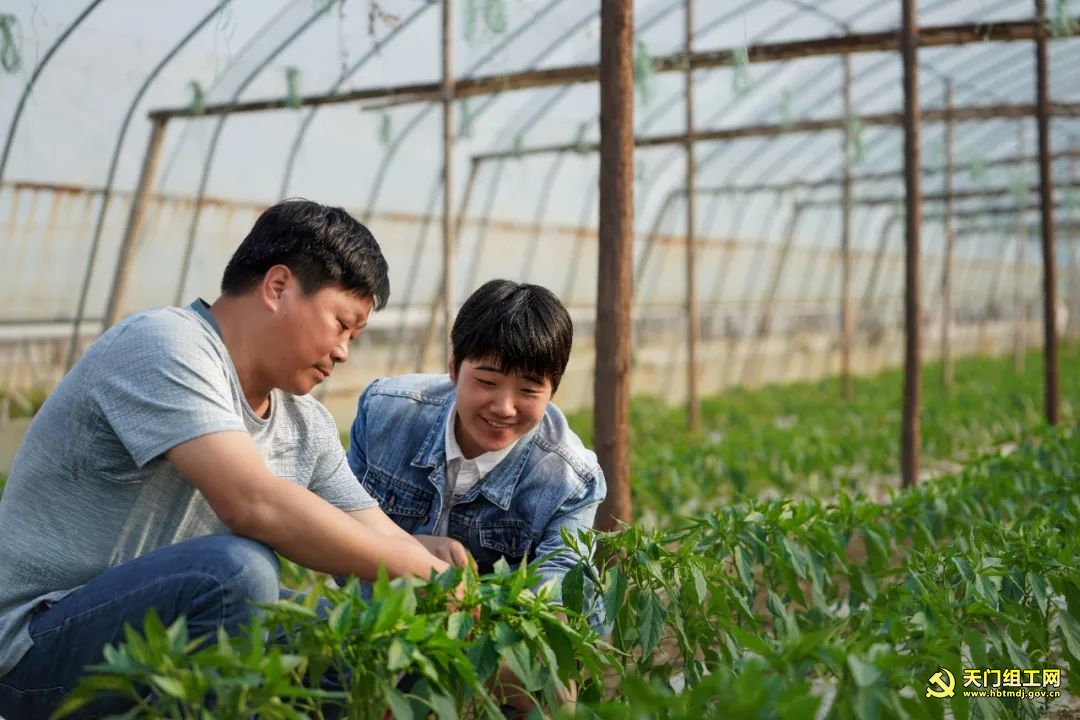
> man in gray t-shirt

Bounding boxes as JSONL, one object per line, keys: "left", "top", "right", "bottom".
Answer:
{"left": 0, "top": 200, "right": 452, "bottom": 719}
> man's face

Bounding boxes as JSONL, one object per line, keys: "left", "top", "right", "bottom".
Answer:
{"left": 449, "top": 357, "right": 553, "bottom": 460}
{"left": 270, "top": 280, "right": 372, "bottom": 396}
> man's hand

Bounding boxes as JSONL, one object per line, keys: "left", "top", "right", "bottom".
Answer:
{"left": 414, "top": 534, "right": 475, "bottom": 569}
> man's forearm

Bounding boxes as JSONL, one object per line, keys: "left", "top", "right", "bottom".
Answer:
{"left": 242, "top": 480, "right": 450, "bottom": 580}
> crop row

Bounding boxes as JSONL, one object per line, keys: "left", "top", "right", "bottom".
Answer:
{"left": 565, "top": 346, "right": 1080, "bottom": 520}
{"left": 59, "top": 424, "right": 1079, "bottom": 719}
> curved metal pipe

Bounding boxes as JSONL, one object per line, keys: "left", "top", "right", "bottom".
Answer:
{"left": 278, "top": 1, "right": 432, "bottom": 200}
{"left": 67, "top": 4, "right": 225, "bottom": 369}
{"left": 174, "top": 5, "right": 332, "bottom": 305}
{"left": 0, "top": 0, "right": 106, "bottom": 185}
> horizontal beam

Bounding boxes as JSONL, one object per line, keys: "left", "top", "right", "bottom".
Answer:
{"left": 474, "top": 103, "right": 1080, "bottom": 161}
{"left": 683, "top": 150, "right": 1080, "bottom": 195}
{"left": 147, "top": 17, "right": 1077, "bottom": 121}
{"left": 956, "top": 219, "right": 1080, "bottom": 235}
{"left": 797, "top": 182, "right": 1080, "bottom": 208}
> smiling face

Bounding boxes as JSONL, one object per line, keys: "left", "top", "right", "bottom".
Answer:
{"left": 267, "top": 273, "right": 372, "bottom": 396}
{"left": 449, "top": 357, "right": 553, "bottom": 460}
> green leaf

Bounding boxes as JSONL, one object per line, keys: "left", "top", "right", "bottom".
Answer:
{"left": 735, "top": 546, "right": 755, "bottom": 592}
{"left": 423, "top": 691, "right": 459, "bottom": 720}
{"left": 500, "top": 641, "right": 543, "bottom": 692}
{"left": 387, "top": 638, "right": 411, "bottom": 672}
{"left": 151, "top": 674, "right": 188, "bottom": 701}
{"left": 972, "top": 575, "right": 1000, "bottom": 610}
{"left": 603, "top": 564, "right": 628, "bottom": 621}
{"left": 562, "top": 563, "right": 585, "bottom": 615}
{"left": 847, "top": 655, "right": 882, "bottom": 688}
{"left": 466, "top": 637, "right": 500, "bottom": 681}
{"left": 447, "top": 611, "right": 473, "bottom": 640}
{"left": 637, "top": 592, "right": 666, "bottom": 657}
{"left": 1058, "top": 610, "right": 1080, "bottom": 665}
{"left": 691, "top": 562, "right": 709, "bottom": 605}
{"left": 384, "top": 687, "right": 413, "bottom": 719}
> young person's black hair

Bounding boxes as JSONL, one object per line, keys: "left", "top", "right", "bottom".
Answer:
{"left": 451, "top": 279, "right": 573, "bottom": 391}
{"left": 221, "top": 199, "right": 390, "bottom": 309}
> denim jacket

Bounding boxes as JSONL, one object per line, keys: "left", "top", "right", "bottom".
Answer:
{"left": 346, "top": 374, "right": 606, "bottom": 600}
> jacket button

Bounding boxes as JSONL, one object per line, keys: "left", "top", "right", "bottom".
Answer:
{"left": 422, "top": 515, "right": 429, "bottom": 524}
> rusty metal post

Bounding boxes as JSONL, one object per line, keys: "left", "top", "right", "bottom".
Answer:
{"left": 594, "top": 0, "right": 633, "bottom": 531}
{"left": 684, "top": 0, "right": 700, "bottom": 432}
{"left": 99, "top": 117, "right": 168, "bottom": 342}
{"left": 1014, "top": 125, "right": 1028, "bottom": 373}
{"left": 1070, "top": 151, "right": 1079, "bottom": 338}
{"left": 758, "top": 204, "right": 805, "bottom": 337}
{"left": 840, "top": 53, "right": 855, "bottom": 401}
{"left": 441, "top": 0, "right": 456, "bottom": 368}
{"left": 1035, "top": 0, "right": 1060, "bottom": 424}
{"left": 900, "top": 0, "right": 922, "bottom": 489}
{"left": 942, "top": 80, "right": 956, "bottom": 389}
{"left": 417, "top": 158, "right": 478, "bottom": 372}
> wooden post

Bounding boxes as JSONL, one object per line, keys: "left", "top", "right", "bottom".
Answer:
{"left": 417, "top": 158, "right": 479, "bottom": 372}
{"left": 758, "top": 204, "right": 805, "bottom": 337}
{"left": 441, "top": 0, "right": 455, "bottom": 368}
{"left": 100, "top": 117, "right": 168, "bottom": 339}
{"left": 1035, "top": 0, "right": 1060, "bottom": 424}
{"left": 942, "top": 80, "right": 956, "bottom": 389}
{"left": 594, "top": 0, "right": 634, "bottom": 531}
{"left": 684, "top": 0, "right": 700, "bottom": 432}
{"left": 1070, "top": 151, "right": 1079, "bottom": 338}
{"left": 840, "top": 53, "right": 855, "bottom": 401}
{"left": 900, "top": 0, "right": 922, "bottom": 489}
{"left": 1015, "top": 124, "right": 1028, "bottom": 373}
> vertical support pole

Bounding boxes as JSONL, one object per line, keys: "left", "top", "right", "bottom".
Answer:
{"left": 840, "top": 53, "right": 854, "bottom": 401}
{"left": 100, "top": 117, "right": 168, "bottom": 340}
{"left": 416, "top": 158, "right": 479, "bottom": 372}
{"left": 441, "top": 0, "right": 455, "bottom": 369}
{"left": 593, "top": 0, "right": 634, "bottom": 531}
{"left": 1035, "top": 0, "right": 1060, "bottom": 425}
{"left": 900, "top": 0, "right": 922, "bottom": 489}
{"left": 942, "top": 80, "right": 956, "bottom": 389}
{"left": 684, "top": 0, "right": 700, "bottom": 432}
{"left": 1069, "top": 151, "right": 1079, "bottom": 338}
{"left": 1015, "top": 124, "right": 1028, "bottom": 373}
{"left": 758, "top": 204, "right": 805, "bottom": 337}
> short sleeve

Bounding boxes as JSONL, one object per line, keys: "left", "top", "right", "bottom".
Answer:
{"left": 87, "top": 312, "right": 246, "bottom": 468}
{"left": 307, "top": 404, "right": 377, "bottom": 511}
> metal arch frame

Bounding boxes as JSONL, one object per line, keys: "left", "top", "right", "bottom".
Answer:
{"left": 148, "top": 2, "right": 303, "bottom": 201}
{"left": 0, "top": 0, "right": 107, "bottom": 186}
{"left": 695, "top": 42, "right": 1075, "bottom": 273}
{"left": 461, "top": 0, "right": 879, "bottom": 365}
{"left": 378, "top": 1, "right": 603, "bottom": 368}
{"left": 477, "top": 0, "right": 812, "bottom": 309}
{"left": 174, "top": 3, "right": 340, "bottom": 306}
{"left": 481, "top": 0, "right": 963, "bottom": 306}
{"left": 277, "top": 1, "right": 433, "bottom": 200}
{"left": 66, "top": 3, "right": 229, "bottom": 370}
{"left": 357, "top": 0, "right": 577, "bottom": 222}
{"left": 644, "top": 3, "right": 1056, "bottom": 387}
{"left": 403, "top": 0, "right": 742, "bottom": 367}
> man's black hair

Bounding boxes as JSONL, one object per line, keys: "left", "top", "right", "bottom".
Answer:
{"left": 451, "top": 279, "right": 573, "bottom": 391}
{"left": 220, "top": 199, "right": 390, "bottom": 309}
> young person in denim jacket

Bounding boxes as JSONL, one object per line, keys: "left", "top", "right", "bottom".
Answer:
{"left": 346, "top": 279, "right": 606, "bottom": 610}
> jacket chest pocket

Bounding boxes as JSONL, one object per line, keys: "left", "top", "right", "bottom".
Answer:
{"left": 362, "top": 473, "right": 434, "bottom": 533}
{"left": 474, "top": 520, "right": 535, "bottom": 572}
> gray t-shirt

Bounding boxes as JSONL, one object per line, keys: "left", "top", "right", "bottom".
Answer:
{"left": 0, "top": 300, "right": 375, "bottom": 677}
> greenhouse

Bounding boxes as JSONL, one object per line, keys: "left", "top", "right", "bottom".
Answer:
{"left": 0, "top": 0, "right": 1078, "bottom": 717}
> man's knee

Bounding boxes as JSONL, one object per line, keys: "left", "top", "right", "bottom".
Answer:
{"left": 188, "top": 535, "right": 281, "bottom": 622}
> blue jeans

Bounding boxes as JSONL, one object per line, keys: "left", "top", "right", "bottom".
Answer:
{"left": 0, "top": 534, "right": 281, "bottom": 720}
